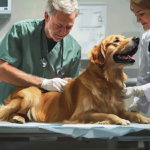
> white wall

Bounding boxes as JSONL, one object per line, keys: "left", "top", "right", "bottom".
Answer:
{"left": 0, "top": 0, "right": 47, "bottom": 41}
{"left": 0, "top": 0, "right": 149, "bottom": 117}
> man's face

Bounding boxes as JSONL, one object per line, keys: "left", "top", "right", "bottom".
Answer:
{"left": 45, "top": 10, "right": 76, "bottom": 42}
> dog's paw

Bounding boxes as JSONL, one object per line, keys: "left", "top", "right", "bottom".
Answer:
{"left": 116, "top": 119, "right": 130, "bottom": 125}
{"left": 144, "top": 118, "right": 150, "bottom": 124}
{"left": 13, "top": 116, "right": 25, "bottom": 124}
{"left": 109, "top": 114, "right": 130, "bottom": 125}
{"left": 96, "top": 121, "right": 110, "bottom": 125}
{"left": 130, "top": 114, "right": 150, "bottom": 124}
{"left": 137, "top": 117, "right": 150, "bottom": 124}
{"left": 94, "top": 119, "right": 130, "bottom": 125}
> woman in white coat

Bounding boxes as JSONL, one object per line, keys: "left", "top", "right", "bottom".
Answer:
{"left": 122, "top": 0, "right": 150, "bottom": 114}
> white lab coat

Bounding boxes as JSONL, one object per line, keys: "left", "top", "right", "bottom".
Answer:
{"left": 134, "top": 29, "right": 150, "bottom": 114}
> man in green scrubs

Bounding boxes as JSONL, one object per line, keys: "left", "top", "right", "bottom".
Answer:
{"left": 0, "top": 0, "right": 81, "bottom": 104}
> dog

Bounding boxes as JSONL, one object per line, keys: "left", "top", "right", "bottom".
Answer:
{"left": 0, "top": 35, "right": 150, "bottom": 125}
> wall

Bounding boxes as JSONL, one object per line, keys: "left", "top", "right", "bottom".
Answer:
{"left": 0, "top": 0, "right": 144, "bottom": 73}
{"left": 0, "top": 0, "right": 148, "bottom": 116}
{"left": 0, "top": 0, "right": 47, "bottom": 41}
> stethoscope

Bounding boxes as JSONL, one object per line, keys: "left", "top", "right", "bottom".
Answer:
{"left": 39, "top": 19, "right": 65, "bottom": 78}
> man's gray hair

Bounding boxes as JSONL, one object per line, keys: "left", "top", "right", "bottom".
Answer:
{"left": 45, "top": 0, "right": 79, "bottom": 17}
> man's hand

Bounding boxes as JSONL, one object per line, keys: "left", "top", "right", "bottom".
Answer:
{"left": 128, "top": 103, "right": 140, "bottom": 113}
{"left": 41, "top": 78, "right": 68, "bottom": 92}
{"left": 121, "top": 86, "right": 145, "bottom": 99}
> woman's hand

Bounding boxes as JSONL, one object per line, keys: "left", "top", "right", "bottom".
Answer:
{"left": 121, "top": 86, "right": 145, "bottom": 99}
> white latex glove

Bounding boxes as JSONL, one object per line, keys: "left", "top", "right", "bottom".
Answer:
{"left": 121, "top": 86, "right": 145, "bottom": 99}
{"left": 41, "top": 78, "right": 68, "bottom": 92}
{"left": 128, "top": 103, "right": 140, "bottom": 113}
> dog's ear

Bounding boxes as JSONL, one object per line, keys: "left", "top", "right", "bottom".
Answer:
{"left": 88, "top": 44, "right": 106, "bottom": 66}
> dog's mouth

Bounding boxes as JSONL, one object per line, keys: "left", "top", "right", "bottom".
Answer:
{"left": 113, "top": 48, "right": 137, "bottom": 64}
{"left": 113, "top": 41, "right": 139, "bottom": 64}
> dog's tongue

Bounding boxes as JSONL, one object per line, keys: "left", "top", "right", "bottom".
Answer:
{"left": 130, "top": 56, "right": 135, "bottom": 60}
{"left": 121, "top": 55, "right": 135, "bottom": 60}
{"left": 121, "top": 56, "right": 128, "bottom": 59}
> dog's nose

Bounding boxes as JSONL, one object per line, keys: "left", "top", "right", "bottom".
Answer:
{"left": 132, "top": 37, "right": 140, "bottom": 43}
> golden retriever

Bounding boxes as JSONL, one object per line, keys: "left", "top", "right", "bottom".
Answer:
{"left": 0, "top": 35, "right": 150, "bottom": 125}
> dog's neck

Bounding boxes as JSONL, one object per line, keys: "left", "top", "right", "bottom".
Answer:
{"left": 104, "top": 67, "right": 127, "bottom": 88}
{"left": 86, "top": 62, "right": 127, "bottom": 89}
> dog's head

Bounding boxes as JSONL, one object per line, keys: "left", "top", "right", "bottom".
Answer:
{"left": 88, "top": 35, "right": 139, "bottom": 67}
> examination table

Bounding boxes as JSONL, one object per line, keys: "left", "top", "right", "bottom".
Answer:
{"left": 0, "top": 121, "right": 150, "bottom": 150}
{"left": 0, "top": 78, "right": 150, "bottom": 150}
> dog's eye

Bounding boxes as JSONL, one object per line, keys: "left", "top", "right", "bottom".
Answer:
{"left": 114, "top": 39, "right": 120, "bottom": 43}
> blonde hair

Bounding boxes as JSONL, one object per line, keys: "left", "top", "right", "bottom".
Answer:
{"left": 45, "top": 0, "right": 79, "bottom": 17}
{"left": 130, "top": 0, "right": 150, "bottom": 11}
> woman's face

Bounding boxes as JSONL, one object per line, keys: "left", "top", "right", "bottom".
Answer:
{"left": 132, "top": 3, "right": 150, "bottom": 30}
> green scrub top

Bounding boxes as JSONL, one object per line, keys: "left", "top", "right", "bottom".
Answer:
{"left": 0, "top": 19, "right": 81, "bottom": 104}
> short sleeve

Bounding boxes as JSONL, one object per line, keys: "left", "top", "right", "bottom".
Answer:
{"left": 0, "top": 24, "right": 22, "bottom": 67}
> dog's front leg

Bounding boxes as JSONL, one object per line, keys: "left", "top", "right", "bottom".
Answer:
{"left": 80, "top": 111, "right": 130, "bottom": 125}
{"left": 120, "top": 112, "right": 150, "bottom": 124}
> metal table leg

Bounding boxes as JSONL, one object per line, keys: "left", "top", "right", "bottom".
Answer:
{"left": 0, "top": 142, "right": 2, "bottom": 150}
{"left": 107, "top": 137, "right": 118, "bottom": 150}
{"left": 143, "top": 141, "right": 150, "bottom": 150}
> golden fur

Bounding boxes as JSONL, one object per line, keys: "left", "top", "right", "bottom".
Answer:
{"left": 0, "top": 35, "right": 150, "bottom": 125}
